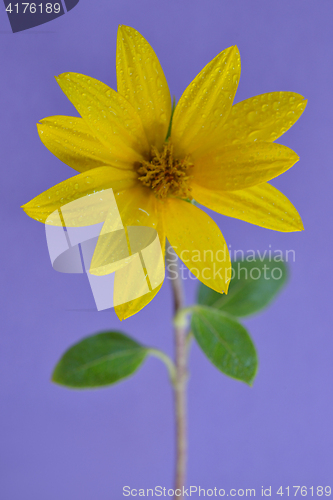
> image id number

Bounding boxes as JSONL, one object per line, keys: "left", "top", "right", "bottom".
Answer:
{"left": 277, "top": 486, "right": 331, "bottom": 496}
{"left": 6, "top": 3, "right": 61, "bottom": 14}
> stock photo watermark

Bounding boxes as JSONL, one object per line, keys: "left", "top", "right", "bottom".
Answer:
{"left": 165, "top": 244, "right": 295, "bottom": 283}
{"left": 122, "top": 484, "right": 331, "bottom": 497}
{"left": 43, "top": 188, "right": 296, "bottom": 311}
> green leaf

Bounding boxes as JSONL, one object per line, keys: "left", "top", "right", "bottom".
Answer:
{"left": 52, "top": 331, "right": 148, "bottom": 389}
{"left": 198, "top": 258, "right": 288, "bottom": 317}
{"left": 191, "top": 306, "right": 258, "bottom": 385}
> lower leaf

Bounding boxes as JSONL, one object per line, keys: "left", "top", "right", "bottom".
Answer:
{"left": 52, "top": 331, "right": 148, "bottom": 388}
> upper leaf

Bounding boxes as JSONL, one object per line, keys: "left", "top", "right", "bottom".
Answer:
{"left": 198, "top": 258, "right": 288, "bottom": 317}
{"left": 191, "top": 306, "right": 258, "bottom": 385}
{"left": 52, "top": 331, "right": 148, "bottom": 388}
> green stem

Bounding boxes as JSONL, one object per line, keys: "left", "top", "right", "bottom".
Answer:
{"left": 166, "top": 241, "right": 191, "bottom": 499}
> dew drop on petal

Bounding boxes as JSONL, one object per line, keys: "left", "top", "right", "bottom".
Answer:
{"left": 248, "top": 130, "right": 259, "bottom": 140}
{"left": 153, "top": 61, "right": 159, "bottom": 73}
{"left": 247, "top": 111, "right": 256, "bottom": 123}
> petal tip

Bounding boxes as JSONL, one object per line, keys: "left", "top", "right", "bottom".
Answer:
{"left": 297, "top": 219, "right": 305, "bottom": 231}
{"left": 118, "top": 24, "right": 134, "bottom": 36}
{"left": 232, "top": 45, "right": 241, "bottom": 61}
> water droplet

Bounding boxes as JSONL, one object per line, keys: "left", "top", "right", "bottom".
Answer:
{"left": 261, "top": 104, "right": 269, "bottom": 112}
{"left": 247, "top": 111, "right": 256, "bottom": 123}
{"left": 273, "top": 101, "right": 280, "bottom": 111}
{"left": 248, "top": 130, "right": 259, "bottom": 140}
{"left": 85, "top": 176, "right": 92, "bottom": 184}
{"left": 74, "top": 183, "right": 79, "bottom": 189}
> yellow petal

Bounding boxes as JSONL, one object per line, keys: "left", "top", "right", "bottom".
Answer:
{"left": 164, "top": 199, "right": 231, "bottom": 293}
{"left": 192, "top": 182, "right": 304, "bottom": 232}
{"left": 216, "top": 92, "right": 307, "bottom": 147}
{"left": 87, "top": 184, "right": 165, "bottom": 320}
{"left": 90, "top": 185, "right": 159, "bottom": 273}
{"left": 171, "top": 46, "right": 241, "bottom": 157}
{"left": 115, "top": 281, "right": 164, "bottom": 321}
{"left": 37, "top": 116, "right": 135, "bottom": 173}
{"left": 114, "top": 219, "right": 165, "bottom": 321}
{"left": 56, "top": 73, "right": 149, "bottom": 163}
{"left": 114, "top": 187, "right": 165, "bottom": 320}
{"left": 22, "top": 167, "right": 138, "bottom": 225}
{"left": 193, "top": 141, "right": 299, "bottom": 191}
{"left": 116, "top": 25, "right": 172, "bottom": 150}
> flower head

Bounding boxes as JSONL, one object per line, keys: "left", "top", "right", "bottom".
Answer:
{"left": 22, "top": 25, "right": 306, "bottom": 320}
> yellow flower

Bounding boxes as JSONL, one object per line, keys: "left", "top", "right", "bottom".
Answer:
{"left": 22, "top": 25, "right": 306, "bottom": 320}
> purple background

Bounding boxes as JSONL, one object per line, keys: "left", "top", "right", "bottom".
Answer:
{"left": 1, "top": 1, "right": 332, "bottom": 498}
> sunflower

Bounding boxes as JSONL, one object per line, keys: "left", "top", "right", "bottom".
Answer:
{"left": 22, "top": 25, "right": 306, "bottom": 320}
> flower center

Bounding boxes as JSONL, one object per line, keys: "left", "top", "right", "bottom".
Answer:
{"left": 137, "top": 142, "right": 193, "bottom": 199}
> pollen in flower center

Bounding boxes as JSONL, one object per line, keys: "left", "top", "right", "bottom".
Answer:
{"left": 137, "top": 142, "right": 193, "bottom": 199}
